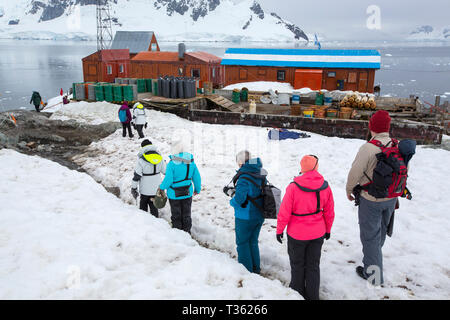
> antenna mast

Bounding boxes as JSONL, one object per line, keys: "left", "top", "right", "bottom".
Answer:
{"left": 96, "top": 0, "right": 113, "bottom": 50}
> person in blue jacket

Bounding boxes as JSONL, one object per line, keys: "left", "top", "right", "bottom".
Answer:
{"left": 230, "top": 150, "right": 266, "bottom": 274}
{"left": 160, "top": 140, "right": 201, "bottom": 234}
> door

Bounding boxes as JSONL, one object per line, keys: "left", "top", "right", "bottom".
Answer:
{"left": 358, "top": 71, "right": 368, "bottom": 92}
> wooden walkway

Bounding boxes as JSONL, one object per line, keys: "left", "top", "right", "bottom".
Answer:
{"left": 205, "top": 94, "right": 244, "bottom": 113}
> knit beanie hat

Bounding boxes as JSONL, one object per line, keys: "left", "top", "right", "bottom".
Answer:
{"left": 141, "top": 139, "right": 152, "bottom": 147}
{"left": 300, "top": 155, "right": 319, "bottom": 173}
{"left": 369, "top": 110, "right": 391, "bottom": 133}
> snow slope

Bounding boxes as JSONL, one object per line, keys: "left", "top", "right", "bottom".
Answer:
{"left": 0, "top": 148, "right": 300, "bottom": 299}
{"left": 0, "top": 0, "right": 308, "bottom": 42}
{"left": 50, "top": 101, "right": 450, "bottom": 300}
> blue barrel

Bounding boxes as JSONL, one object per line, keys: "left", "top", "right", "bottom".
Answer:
{"left": 170, "top": 78, "right": 177, "bottom": 99}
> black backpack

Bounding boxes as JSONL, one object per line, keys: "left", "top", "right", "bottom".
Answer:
{"left": 290, "top": 181, "right": 329, "bottom": 217}
{"left": 232, "top": 172, "right": 281, "bottom": 219}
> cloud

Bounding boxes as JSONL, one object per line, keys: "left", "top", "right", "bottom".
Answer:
{"left": 252, "top": 0, "right": 450, "bottom": 40}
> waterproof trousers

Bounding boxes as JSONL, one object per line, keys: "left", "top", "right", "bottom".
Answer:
{"left": 287, "top": 235, "right": 324, "bottom": 300}
{"left": 235, "top": 217, "right": 264, "bottom": 274}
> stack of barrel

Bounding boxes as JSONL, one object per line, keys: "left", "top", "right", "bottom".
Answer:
{"left": 156, "top": 76, "right": 197, "bottom": 99}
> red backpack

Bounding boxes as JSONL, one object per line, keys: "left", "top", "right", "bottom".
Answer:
{"left": 362, "top": 139, "right": 408, "bottom": 199}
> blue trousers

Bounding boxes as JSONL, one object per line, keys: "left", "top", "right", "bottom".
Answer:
{"left": 358, "top": 197, "right": 397, "bottom": 285}
{"left": 235, "top": 217, "right": 264, "bottom": 273}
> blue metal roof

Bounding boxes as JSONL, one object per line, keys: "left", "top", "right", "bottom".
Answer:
{"left": 221, "top": 48, "right": 381, "bottom": 69}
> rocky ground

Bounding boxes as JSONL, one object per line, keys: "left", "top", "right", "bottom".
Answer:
{"left": 0, "top": 110, "right": 121, "bottom": 172}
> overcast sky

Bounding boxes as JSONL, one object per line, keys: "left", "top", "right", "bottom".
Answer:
{"left": 240, "top": 0, "right": 450, "bottom": 40}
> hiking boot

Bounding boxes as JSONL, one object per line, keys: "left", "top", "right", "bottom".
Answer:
{"left": 356, "top": 266, "right": 368, "bottom": 280}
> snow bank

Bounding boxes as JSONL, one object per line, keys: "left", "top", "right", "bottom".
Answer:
{"left": 0, "top": 149, "right": 299, "bottom": 300}
{"left": 69, "top": 105, "right": 450, "bottom": 300}
{"left": 49, "top": 101, "right": 118, "bottom": 124}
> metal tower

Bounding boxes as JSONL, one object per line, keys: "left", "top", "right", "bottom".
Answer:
{"left": 96, "top": 0, "right": 113, "bottom": 51}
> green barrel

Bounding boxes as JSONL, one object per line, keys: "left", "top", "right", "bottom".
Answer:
{"left": 145, "top": 79, "right": 153, "bottom": 93}
{"left": 103, "top": 84, "right": 113, "bottom": 102}
{"left": 72, "top": 83, "right": 77, "bottom": 100}
{"left": 240, "top": 88, "right": 248, "bottom": 102}
{"left": 152, "top": 80, "right": 158, "bottom": 96}
{"left": 122, "top": 85, "right": 134, "bottom": 102}
{"left": 232, "top": 90, "right": 241, "bottom": 104}
{"left": 94, "top": 84, "right": 104, "bottom": 101}
{"left": 137, "top": 79, "right": 146, "bottom": 93}
{"left": 113, "top": 85, "right": 123, "bottom": 102}
{"left": 315, "top": 92, "right": 324, "bottom": 106}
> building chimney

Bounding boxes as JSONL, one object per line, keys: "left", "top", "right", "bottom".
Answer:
{"left": 178, "top": 43, "right": 186, "bottom": 60}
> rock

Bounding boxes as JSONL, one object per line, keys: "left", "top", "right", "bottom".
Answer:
{"left": 26, "top": 141, "right": 38, "bottom": 149}
{"left": 49, "top": 134, "right": 66, "bottom": 143}
{"left": 17, "top": 141, "right": 28, "bottom": 149}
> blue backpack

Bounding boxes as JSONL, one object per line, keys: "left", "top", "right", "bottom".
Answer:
{"left": 119, "top": 109, "right": 127, "bottom": 123}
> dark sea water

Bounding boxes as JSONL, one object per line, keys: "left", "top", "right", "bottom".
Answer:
{"left": 1, "top": 39, "right": 449, "bottom": 111}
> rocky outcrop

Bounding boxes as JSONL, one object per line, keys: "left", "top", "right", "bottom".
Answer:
{"left": 270, "top": 12, "right": 308, "bottom": 41}
{"left": 0, "top": 110, "right": 120, "bottom": 171}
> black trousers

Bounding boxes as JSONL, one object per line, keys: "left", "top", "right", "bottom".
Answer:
{"left": 287, "top": 235, "right": 324, "bottom": 300}
{"left": 34, "top": 104, "right": 40, "bottom": 112}
{"left": 122, "top": 122, "right": 133, "bottom": 137}
{"left": 136, "top": 124, "right": 144, "bottom": 138}
{"left": 169, "top": 197, "right": 193, "bottom": 233}
{"left": 139, "top": 195, "right": 158, "bottom": 217}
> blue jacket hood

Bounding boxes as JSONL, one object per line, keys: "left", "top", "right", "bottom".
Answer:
{"left": 169, "top": 152, "right": 194, "bottom": 164}
{"left": 238, "top": 158, "right": 264, "bottom": 175}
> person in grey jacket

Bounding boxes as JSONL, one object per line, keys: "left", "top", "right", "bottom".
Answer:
{"left": 131, "top": 139, "right": 166, "bottom": 217}
{"left": 132, "top": 102, "right": 147, "bottom": 139}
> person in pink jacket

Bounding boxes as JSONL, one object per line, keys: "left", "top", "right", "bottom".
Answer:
{"left": 276, "top": 155, "right": 335, "bottom": 300}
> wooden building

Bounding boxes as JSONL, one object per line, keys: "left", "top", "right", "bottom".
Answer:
{"left": 130, "top": 51, "right": 222, "bottom": 88}
{"left": 221, "top": 48, "right": 381, "bottom": 93}
{"left": 82, "top": 49, "right": 130, "bottom": 83}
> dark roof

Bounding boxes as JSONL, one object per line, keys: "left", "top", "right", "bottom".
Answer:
{"left": 111, "top": 31, "right": 155, "bottom": 54}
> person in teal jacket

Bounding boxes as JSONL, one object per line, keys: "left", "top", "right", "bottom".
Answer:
{"left": 160, "top": 141, "right": 201, "bottom": 234}
{"left": 229, "top": 150, "right": 266, "bottom": 273}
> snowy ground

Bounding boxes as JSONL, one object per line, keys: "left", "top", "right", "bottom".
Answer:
{"left": 46, "top": 100, "right": 450, "bottom": 300}
{"left": 0, "top": 149, "right": 300, "bottom": 300}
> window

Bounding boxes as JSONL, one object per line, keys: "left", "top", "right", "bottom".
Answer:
{"left": 348, "top": 72, "right": 357, "bottom": 83}
{"left": 178, "top": 67, "right": 184, "bottom": 76}
{"left": 212, "top": 67, "right": 216, "bottom": 78}
{"left": 119, "top": 64, "right": 124, "bottom": 73}
{"left": 106, "top": 65, "right": 112, "bottom": 75}
{"left": 191, "top": 69, "right": 200, "bottom": 78}
{"left": 328, "top": 72, "right": 336, "bottom": 78}
{"left": 277, "top": 70, "right": 286, "bottom": 81}
{"left": 151, "top": 43, "right": 157, "bottom": 51}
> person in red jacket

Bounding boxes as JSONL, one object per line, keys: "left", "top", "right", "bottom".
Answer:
{"left": 276, "top": 155, "right": 335, "bottom": 300}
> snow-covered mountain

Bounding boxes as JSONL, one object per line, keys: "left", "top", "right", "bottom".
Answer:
{"left": 407, "top": 25, "right": 450, "bottom": 40}
{"left": 0, "top": 0, "right": 309, "bottom": 42}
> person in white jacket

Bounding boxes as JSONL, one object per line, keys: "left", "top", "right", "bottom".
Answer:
{"left": 131, "top": 139, "right": 166, "bottom": 217}
{"left": 132, "top": 102, "right": 147, "bottom": 138}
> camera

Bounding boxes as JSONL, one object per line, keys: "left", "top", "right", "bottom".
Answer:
{"left": 223, "top": 185, "right": 235, "bottom": 197}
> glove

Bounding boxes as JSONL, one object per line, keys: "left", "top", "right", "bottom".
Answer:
{"left": 131, "top": 188, "right": 139, "bottom": 199}
{"left": 324, "top": 233, "right": 331, "bottom": 240}
{"left": 144, "top": 122, "right": 148, "bottom": 129}
{"left": 276, "top": 233, "right": 283, "bottom": 244}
